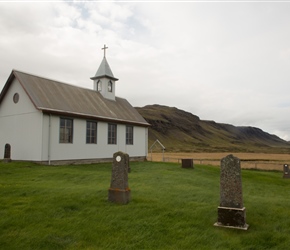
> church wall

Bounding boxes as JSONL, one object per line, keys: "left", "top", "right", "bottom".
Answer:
{"left": 41, "top": 114, "right": 148, "bottom": 163}
{"left": 0, "top": 79, "right": 43, "bottom": 161}
{"left": 123, "top": 126, "right": 148, "bottom": 156}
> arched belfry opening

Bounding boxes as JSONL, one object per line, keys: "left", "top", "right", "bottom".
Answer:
{"left": 90, "top": 44, "right": 119, "bottom": 101}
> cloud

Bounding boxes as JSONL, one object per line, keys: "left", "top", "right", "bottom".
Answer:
{"left": 1, "top": 1, "right": 290, "bottom": 140}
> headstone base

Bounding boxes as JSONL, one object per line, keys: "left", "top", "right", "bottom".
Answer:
{"left": 214, "top": 206, "right": 249, "bottom": 230}
{"left": 283, "top": 173, "right": 290, "bottom": 178}
{"left": 3, "top": 158, "right": 11, "bottom": 163}
{"left": 108, "top": 188, "right": 131, "bottom": 204}
{"left": 181, "top": 159, "right": 194, "bottom": 168}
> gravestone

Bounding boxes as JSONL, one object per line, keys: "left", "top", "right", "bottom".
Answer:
{"left": 125, "top": 153, "right": 131, "bottom": 173}
{"left": 108, "top": 151, "right": 131, "bottom": 204}
{"left": 283, "top": 164, "right": 290, "bottom": 178}
{"left": 214, "top": 154, "right": 249, "bottom": 230}
{"left": 3, "top": 143, "right": 11, "bottom": 163}
{"left": 181, "top": 159, "right": 194, "bottom": 169}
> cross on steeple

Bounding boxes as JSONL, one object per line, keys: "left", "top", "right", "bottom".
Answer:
{"left": 102, "top": 44, "right": 108, "bottom": 58}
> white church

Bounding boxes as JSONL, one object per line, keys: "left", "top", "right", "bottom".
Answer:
{"left": 0, "top": 46, "right": 150, "bottom": 164}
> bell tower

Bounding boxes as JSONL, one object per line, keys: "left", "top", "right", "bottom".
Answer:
{"left": 91, "top": 45, "right": 119, "bottom": 101}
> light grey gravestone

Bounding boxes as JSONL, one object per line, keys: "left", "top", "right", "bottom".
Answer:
{"left": 214, "top": 154, "right": 249, "bottom": 230}
{"left": 283, "top": 164, "right": 290, "bottom": 178}
{"left": 108, "top": 151, "right": 131, "bottom": 204}
{"left": 3, "top": 143, "right": 11, "bottom": 163}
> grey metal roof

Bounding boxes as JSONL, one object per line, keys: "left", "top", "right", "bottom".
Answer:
{"left": 0, "top": 70, "right": 149, "bottom": 127}
{"left": 91, "top": 57, "right": 118, "bottom": 81}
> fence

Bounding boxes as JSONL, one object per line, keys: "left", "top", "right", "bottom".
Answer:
{"left": 147, "top": 155, "right": 288, "bottom": 171}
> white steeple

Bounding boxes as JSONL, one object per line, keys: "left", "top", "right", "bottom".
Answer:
{"left": 91, "top": 45, "right": 118, "bottom": 101}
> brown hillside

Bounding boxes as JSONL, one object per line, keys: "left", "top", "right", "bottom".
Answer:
{"left": 136, "top": 104, "right": 290, "bottom": 153}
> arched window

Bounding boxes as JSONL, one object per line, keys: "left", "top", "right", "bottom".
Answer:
{"left": 108, "top": 81, "right": 113, "bottom": 92}
{"left": 97, "top": 80, "right": 102, "bottom": 92}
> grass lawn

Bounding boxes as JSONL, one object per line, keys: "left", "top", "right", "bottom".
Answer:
{"left": 0, "top": 160, "right": 290, "bottom": 249}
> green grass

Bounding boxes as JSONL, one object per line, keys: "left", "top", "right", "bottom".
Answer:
{"left": 0, "top": 161, "right": 290, "bottom": 249}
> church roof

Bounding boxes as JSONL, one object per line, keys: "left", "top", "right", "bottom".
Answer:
{"left": 91, "top": 57, "right": 118, "bottom": 81}
{"left": 0, "top": 70, "right": 149, "bottom": 127}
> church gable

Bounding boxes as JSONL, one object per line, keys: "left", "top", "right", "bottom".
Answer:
{"left": 0, "top": 76, "right": 38, "bottom": 117}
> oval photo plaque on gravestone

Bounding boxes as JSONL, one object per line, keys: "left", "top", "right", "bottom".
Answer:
{"left": 116, "top": 156, "right": 121, "bottom": 162}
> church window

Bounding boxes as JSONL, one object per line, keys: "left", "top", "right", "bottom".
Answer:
{"left": 108, "top": 81, "right": 113, "bottom": 92}
{"left": 108, "top": 123, "right": 117, "bottom": 144}
{"left": 97, "top": 80, "right": 102, "bottom": 92}
{"left": 126, "top": 125, "right": 133, "bottom": 145}
{"left": 59, "top": 118, "right": 73, "bottom": 143}
{"left": 86, "top": 121, "right": 97, "bottom": 144}
{"left": 13, "top": 93, "right": 19, "bottom": 103}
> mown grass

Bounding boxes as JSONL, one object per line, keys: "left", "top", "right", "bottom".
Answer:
{"left": 0, "top": 161, "right": 290, "bottom": 249}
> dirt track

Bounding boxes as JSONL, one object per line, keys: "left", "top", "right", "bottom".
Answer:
{"left": 148, "top": 152, "right": 290, "bottom": 171}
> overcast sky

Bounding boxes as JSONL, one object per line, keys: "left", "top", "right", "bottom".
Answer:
{"left": 1, "top": 1, "right": 290, "bottom": 140}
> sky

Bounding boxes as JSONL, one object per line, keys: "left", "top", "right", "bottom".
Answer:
{"left": 1, "top": 1, "right": 290, "bottom": 140}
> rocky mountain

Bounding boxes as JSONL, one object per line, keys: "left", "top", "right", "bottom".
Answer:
{"left": 136, "top": 104, "right": 290, "bottom": 153}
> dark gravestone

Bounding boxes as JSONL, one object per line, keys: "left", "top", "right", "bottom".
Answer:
{"left": 108, "top": 151, "right": 131, "bottom": 204}
{"left": 283, "top": 164, "right": 290, "bottom": 178}
{"left": 125, "top": 153, "right": 131, "bottom": 173}
{"left": 214, "top": 154, "right": 249, "bottom": 230}
{"left": 181, "top": 159, "right": 194, "bottom": 168}
{"left": 3, "top": 143, "right": 11, "bottom": 163}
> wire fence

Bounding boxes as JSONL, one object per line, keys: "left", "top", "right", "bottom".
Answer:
{"left": 147, "top": 155, "right": 288, "bottom": 171}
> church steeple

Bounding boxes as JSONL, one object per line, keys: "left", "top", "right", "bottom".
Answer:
{"left": 91, "top": 45, "right": 118, "bottom": 101}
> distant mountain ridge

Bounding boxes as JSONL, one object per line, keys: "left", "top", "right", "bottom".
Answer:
{"left": 135, "top": 104, "right": 290, "bottom": 153}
